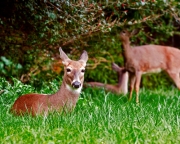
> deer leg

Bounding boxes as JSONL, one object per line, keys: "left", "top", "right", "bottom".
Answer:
{"left": 166, "top": 70, "right": 180, "bottom": 89}
{"left": 135, "top": 71, "right": 142, "bottom": 104}
{"left": 129, "top": 74, "right": 136, "bottom": 101}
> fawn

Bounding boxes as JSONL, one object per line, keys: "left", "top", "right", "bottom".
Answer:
{"left": 85, "top": 63, "right": 129, "bottom": 95}
{"left": 120, "top": 30, "right": 180, "bottom": 103}
{"left": 11, "top": 48, "right": 88, "bottom": 116}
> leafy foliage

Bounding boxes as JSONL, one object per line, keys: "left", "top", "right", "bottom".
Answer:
{"left": 0, "top": 0, "right": 180, "bottom": 88}
{"left": 0, "top": 56, "right": 22, "bottom": 80}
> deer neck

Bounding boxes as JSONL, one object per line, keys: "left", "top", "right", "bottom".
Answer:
{"left": 122, "top": 40, "right": 132, "bottom": 62}
{"left": 48, "top": 80, "right": 81, "bottom": 110}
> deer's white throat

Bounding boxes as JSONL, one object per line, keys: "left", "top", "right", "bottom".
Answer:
{"left": 66, "top": 84, "right": 82, "bottom": 94}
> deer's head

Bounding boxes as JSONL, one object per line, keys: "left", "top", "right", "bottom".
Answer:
{"left": 59, "top": 48, "right": 88, "bottom": 93}
{"left": 119, "top": 29, "right": 139, "bottom": 42}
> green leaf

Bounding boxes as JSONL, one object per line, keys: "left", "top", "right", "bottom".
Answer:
{"left": 0, "top": 62, "right": 4, "bottom": 69}
{"left": 0, "top": 56, "right": 12, "bottom": 66}
{"left": 16, "top": 63, "right": 23, "bottom": 69}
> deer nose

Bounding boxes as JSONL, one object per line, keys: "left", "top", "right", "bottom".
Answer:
{"left": 72, "top": 81, "right": 81, "bottom": 88}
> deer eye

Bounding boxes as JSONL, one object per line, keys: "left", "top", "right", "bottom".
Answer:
{"left": 66, "top": 68, "right": 71, "bottom": 72}
{"left": 81, "top": 69, "right": 85, "bottom": 73}
{"left": 122, "top": 30, "right": 126, "bottom": 34}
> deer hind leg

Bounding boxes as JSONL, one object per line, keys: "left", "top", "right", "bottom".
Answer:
{"left": 166, "top": 70, "right": 180, "bottom": 89}
{"left": 135, "top": 71, "right": 142, "bottom": 104}
{"left": 129, "top": 74, "right": 136, "bottom": 101}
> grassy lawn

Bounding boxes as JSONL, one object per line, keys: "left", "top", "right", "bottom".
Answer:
{"left": 0, "top": 78, "right": 180, "bottom": 144}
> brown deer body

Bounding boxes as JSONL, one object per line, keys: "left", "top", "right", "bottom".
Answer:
{"left": 11, "top": 48, "right": 88, "bottom": 116}
{"left": 120, "top": 30, "right": 180, "bottom": 103}
{"left": 86, "top": 63, "right": 129, "bottom": 95}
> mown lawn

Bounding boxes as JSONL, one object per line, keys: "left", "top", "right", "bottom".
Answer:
{"left": 0, "top": 78, "right": 180, "bottom": 144}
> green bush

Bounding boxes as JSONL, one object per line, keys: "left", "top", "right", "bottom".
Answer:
{"left": 0, "top": 0, "right": 180, "bottom": 88}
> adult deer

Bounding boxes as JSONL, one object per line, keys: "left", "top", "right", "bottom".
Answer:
{"left": 85, "top": 63, "right": 129, "bottom": 95}
{"left": 11, "top": 48, "right": 88, "bottom": 116}
{"left": 120, "top": 30, "right": 180, "bottom": 103}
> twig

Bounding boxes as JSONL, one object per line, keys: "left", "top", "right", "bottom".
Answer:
{"left": 0, "top": 90, "right": 4, "bottom": 95}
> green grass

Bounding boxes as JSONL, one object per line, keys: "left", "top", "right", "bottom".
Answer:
{"left": 0, "top": 78, "right": 180, "bottom": 144}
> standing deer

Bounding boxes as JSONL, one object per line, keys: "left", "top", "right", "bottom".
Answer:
{"left": 120, "top": 30, "right": 180, "bottom": 103}
{"left": 11, "top": 48, "right": 88, "bottom": 116}
{"left": 85, "top": 63, "right": 129, "bottom": 95}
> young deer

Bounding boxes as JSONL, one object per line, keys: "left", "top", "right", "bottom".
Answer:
{"left": 85, "top": 63, "right": 129, "bottom": 95}
{"left": 120, "top": 30, "right": 180, "bottom": 103}
{"left": 11, "top": 48, "right": 88, "bottom": 116}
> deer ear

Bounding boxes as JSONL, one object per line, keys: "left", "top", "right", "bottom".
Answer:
{"left": 130, "top": 29, "right": 140, "bottom": 36}
{"left": 59, "top": 47, "right": 70, "bottom": 65}
{"left": 112, "top": 63, "right": 122, "bottom": 72}
{"left": 79, "top": 50, "right": 88, "bottom": 66}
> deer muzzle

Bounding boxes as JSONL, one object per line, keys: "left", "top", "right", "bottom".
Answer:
{"left": 72, "top": 81, "right": 81, "bottom": 88}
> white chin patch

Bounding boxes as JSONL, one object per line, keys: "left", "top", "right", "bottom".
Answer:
{"left": 66, "top": 84, "right": 82, "bottom": 94}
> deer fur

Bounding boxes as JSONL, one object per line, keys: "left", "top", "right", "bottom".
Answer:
{"left": 85, "top": 63, "right": 129, "bottom": 95}
{"left": 11, "top": 48, "right": 88, "bottom": 116}
{"left": 120, "top": 29, "right": 180, "bottom": 103}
